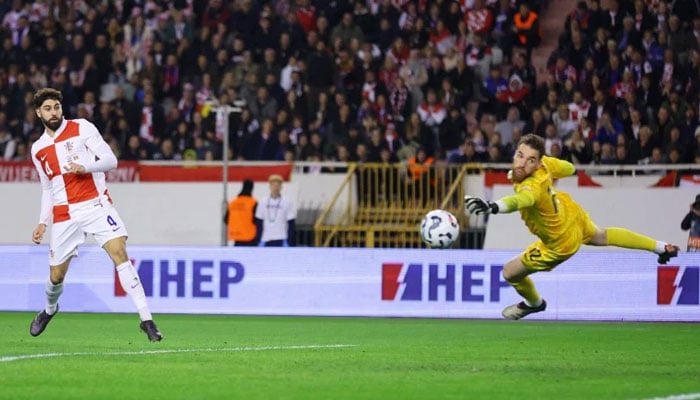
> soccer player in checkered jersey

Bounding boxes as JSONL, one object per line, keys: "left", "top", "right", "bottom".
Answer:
{"left": 28, "top": 88, "right": 162, "bottom": 342}
{"left": 465, "top": 134, "right": 681, "bottom": 320}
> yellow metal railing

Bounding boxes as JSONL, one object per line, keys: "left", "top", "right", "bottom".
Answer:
{"left": 314, "top": 162, "right": 478, "bottom": 248}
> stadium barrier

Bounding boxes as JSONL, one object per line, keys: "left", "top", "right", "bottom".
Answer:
{"left": 1, "top": 245, "right": 698, "bottom": 322}
{"left": 0, "top": 160, "right": 694, "bottom": 246}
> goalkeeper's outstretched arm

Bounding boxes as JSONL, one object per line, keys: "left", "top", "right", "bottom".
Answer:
{"left": 465, "top": 190, "right": 535, "bottom": 215}
{"left": 493, "top": 191, "right": 536, "bottom": 213}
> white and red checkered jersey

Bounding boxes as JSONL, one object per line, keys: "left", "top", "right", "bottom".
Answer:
{"left": 567, "top": 101, "right": 590, "bottom": 125}
{"left": 30, "top": 119, "right": 118, "bottom": 225}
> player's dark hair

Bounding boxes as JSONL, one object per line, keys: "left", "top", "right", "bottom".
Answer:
{"left": 32, "top": 88, "right": 63, "bottom": 109}
{"left": 518, "top": 133, "right": 545, "bottom": 159}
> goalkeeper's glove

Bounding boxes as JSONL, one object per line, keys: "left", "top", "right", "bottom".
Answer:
{"left": 464, "top": 195, "right": 499, "bottom": 215}
{"left": 507, "top": 169, "right": 513, "bottom": 181}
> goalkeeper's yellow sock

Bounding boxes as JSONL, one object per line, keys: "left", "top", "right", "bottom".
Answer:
{"left": 510, "top": 276, "right": 542, "bottom": 308}
{"left": 606, "top": 227, "right": 662, "bottom": 252}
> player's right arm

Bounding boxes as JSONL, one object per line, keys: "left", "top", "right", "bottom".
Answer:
{"left": 31, "top": 148, "right": 53, "bottom": 244}
{"left": 465, "top": 179, "right": 541, "bottom": 215}
{"left": 492, "top": 189, "right": 537, "bottom": 213}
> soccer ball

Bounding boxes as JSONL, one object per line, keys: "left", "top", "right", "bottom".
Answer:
{"left": 420, "top": 209, "right": 460, "bottom": 249}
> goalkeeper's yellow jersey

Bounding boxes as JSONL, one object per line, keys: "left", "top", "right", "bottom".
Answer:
{"left": 501, "top": 156, "right": 580, "bottom": 246}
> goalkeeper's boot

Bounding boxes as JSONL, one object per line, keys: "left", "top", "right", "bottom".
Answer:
{"left": 502, "top": 300, "right": 547, "bottom": 320}
{"left": 140, "top": 320, "right": 163, "bottom": 342}
{"left": 30, "top": 305, "right": 58, "bottom": 337}
{"left": 658, "top": 244, "right": 680, "bottom": 265}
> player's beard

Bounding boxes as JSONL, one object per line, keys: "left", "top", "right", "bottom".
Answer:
{"left": 511, "top": 168, "right": 526, "bottom": 183}
{"left": 41, "top": 116, "right": 63, "bottom": 132}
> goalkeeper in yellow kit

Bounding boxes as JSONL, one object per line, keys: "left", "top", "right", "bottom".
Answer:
{"left": 465, "top": 134, "right": 680, "bottom": 320}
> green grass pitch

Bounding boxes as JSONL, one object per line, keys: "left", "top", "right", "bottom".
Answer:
{"left": 0, "top": 312, "right": 698, "bottom": 400}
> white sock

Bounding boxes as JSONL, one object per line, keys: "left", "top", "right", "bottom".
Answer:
{"left": 116, "top": 261, "right": 153, "bottom": 321}
{"left": 525, "top": 298, "right": 543, "bottom": 308}
{"left": 45, "top": 280, "right": 63, "bottom": 315}
{"left": 654, "top": 241, "right": 668, "bottom": 254}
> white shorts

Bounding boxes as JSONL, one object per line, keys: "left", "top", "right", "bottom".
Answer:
{"left": 49, "top": 199, "right": 128, "bottom": 266}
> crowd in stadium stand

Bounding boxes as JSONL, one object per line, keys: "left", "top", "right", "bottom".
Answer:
{"left": 0, "top": 0, "right": 699, "bottom": 168}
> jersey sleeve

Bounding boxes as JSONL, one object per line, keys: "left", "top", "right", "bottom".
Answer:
{"left": 542, "top": 156, "right": 575, "bottom": 179}
{"left": 31, "top": 150, "right": 53, "bottom": 225}
{"left": 496, "top": 189, "right": 536, "bottom": 213}
{"left": 80, "top": 119, "right": 118, "bottom": 173}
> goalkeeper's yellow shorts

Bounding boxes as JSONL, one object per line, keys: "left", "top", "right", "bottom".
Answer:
{"left": 520, "top": 208, "right": 599, "bottom": 272}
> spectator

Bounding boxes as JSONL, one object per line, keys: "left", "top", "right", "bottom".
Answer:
{"left": 417, "top": 88, "right": 446, "bottom": 147}
{"left": 248, "top": 86, "right": 279, "bottom": 122}
{"left": 552, "top": 103, "right": 578, "bottom": 139}
{"left": 544, "top": 123, "right": 563, "bottom": 156}
{"left": 428, "top": 19, "right": 454, "bottom": 56}
{"left": 152, "top": 138, "right": 182, "bottom": 161}
{"left": 492, "top": 0, "right": 516, "bottom": 60}
{"left": 681, "top": 194, "right": 700, "bottom": 252}
{"left": 0, "top": 125, "right": 17, "bottom": 160}
{"left": 439, "top": 108, "right": 467, "bottom": 159}
{"left": 631, "top": 125, "right": 657, "bottom": 164}
{"left": 466, "top": 33, "right": 495, "bottom": 81}
{"left": 399, "top": 48, "right": 429, "bottom": 111}
{"left": 511, "top": 52, "right": 537, "bottom": 92}
{"left": 564, "top": 129, "right": 593, "bottom": 164}
{"left": 595, "top": 111, "right": 623, "bottom": 146}
{"left": 449, "top": 56, "right": 476, "bottom": 106}
{"left": 398, "top": 113, "right": 432, "bottom": 161}
{"left": 496, "top": 106, "right": 526, "bottom": 146}
{"left": 482, "top": 65, "right": 508, "bottom": 115}
{"left": 523, "top": 108, "right": 546, "bottom": 138}
{"left": 331, "top": 12, "right": 365, "bottom": 49}
{"left": 496, "top": 74, "right": 530, "bottom": 118}
{"left": 121, "top": 135, "right": 146, "bottom": 161}
{"left": 138, "top": 92, "right": 166, "bottom": 151}
{"left": 305, "top": 40, "right": 334, "bottom": 110}
{"left": 448, "top": 138, "right": 483, "bottom": 164}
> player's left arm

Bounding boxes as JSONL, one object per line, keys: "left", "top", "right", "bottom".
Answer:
{"left": 79, "top": 119, "right": 118, "bottom": 173}
{"left": 542, "top": 155, "right": 575, "bottom": 179}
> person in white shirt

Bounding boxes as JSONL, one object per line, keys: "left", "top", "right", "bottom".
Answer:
{"left": 28, "top": 88, "right": 162, "bottom": 342}
{"left": 255, "top": 174, "right": 297, "bottom": 247}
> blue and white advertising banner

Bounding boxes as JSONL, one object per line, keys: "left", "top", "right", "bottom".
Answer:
{"left": 0, "top": 245, "right": 698, "bottom": 321}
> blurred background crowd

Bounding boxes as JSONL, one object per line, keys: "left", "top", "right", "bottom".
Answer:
{"left": 0, "top": 0, "right": 699, "bottom": 168}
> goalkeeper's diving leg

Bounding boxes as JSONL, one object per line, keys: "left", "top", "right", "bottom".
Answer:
{"left": 500, "top": 253, "right": 547, "bottom": 320}
{"left": 587, "top": 227, "right": 680, "bottom": 264}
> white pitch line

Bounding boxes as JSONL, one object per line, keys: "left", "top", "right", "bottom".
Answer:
{"left": 640, "top": 394, "right": 700, "bottom": 400}
{"left": 0, "top": 344, "right": 356, "bottom": 363}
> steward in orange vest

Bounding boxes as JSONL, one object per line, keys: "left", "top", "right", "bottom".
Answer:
{"left": 225, "top": 179, "right": 259, "bottom": 246}
{"left": 408, "top": 148, "right": 435, "bottom": 182}
{"left": 407, "top": 147, "right": 437, "bottom": 204}
{"left": 513, "top": 3, "right": 541, "bottom": 54}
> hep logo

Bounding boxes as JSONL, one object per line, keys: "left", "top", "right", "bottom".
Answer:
{"left": 382, "top": 263, "right": 422, "bottom": 301}
{"left": 657, "top": 266, "right": 699, "bottom": 305}
{"left": 381, "top": 262, "right": 509, "bottom": 302}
